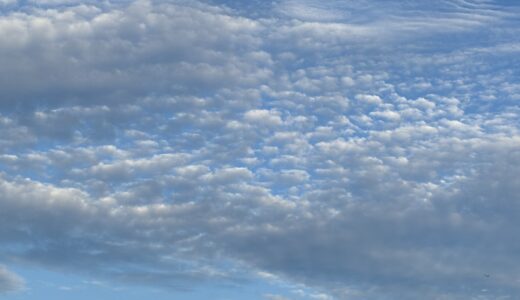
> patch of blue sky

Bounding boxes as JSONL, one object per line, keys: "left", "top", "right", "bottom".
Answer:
{"left": 2, "top": 263, "right": 317, "bottom": 300}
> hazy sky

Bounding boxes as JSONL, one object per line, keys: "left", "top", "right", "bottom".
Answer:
{"left": 1, "top": 0, "right": 520, "bottom": 299}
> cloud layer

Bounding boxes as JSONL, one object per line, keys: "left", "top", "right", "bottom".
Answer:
{"left": 1, "top": 0, "right": 520, "bottom": 299}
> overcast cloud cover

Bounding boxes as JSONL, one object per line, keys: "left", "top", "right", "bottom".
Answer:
{"left": 1, "top": 0, "right": 520, "bottom": 299}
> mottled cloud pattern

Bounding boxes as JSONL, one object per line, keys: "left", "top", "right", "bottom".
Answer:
{"left": 1, "top": 0, "right": 520, "bottom": 299}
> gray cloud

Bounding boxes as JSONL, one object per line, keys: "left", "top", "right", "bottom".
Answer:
{"left": 0, "top": 0, "right": 269, "bottom": 110}
{"left": 1, "top": 0, "right": 520, "bottom": 299}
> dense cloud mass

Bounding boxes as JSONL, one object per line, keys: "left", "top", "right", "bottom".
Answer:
{"left": 1, "top": 0, "right": 520, "bottom": 299}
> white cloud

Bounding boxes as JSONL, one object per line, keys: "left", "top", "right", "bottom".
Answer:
{"left": 0, "top": 266, "right": 24, "bottom": 293}
{"left": 0, "top": 0, "right": 16, "bottom": 5}
{"left": 264, "top": 294, "right": 292, "bottom": 300}
{"left": 370, "top": 110, "right": 401, "bottom": 122}
{"left": 355, "top": 94, "right": 383, "bottom": 105}
{"left": 244, "top": 109, "right": 283, "bottom": 126}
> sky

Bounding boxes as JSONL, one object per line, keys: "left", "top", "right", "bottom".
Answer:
{"left": 0, "top": 0, "right": 520, "bottom": 299}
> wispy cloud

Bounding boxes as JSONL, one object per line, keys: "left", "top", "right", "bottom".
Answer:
{"left": 0, "top": 266, "right": 24, "bottom": 293}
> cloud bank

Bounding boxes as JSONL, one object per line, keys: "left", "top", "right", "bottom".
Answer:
{"left": 1, "top": 0, "right": 520, "bottom": 299}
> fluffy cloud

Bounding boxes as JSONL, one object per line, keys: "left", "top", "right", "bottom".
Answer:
{"left": 1, "top": 0, "right": 520, "bottom": 299}
{"left": 0, "top": 0, "right": 268, "bottom": 109}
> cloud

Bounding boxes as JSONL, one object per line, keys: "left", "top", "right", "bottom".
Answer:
{"left": 264, "top": 294, "right": 292, "bottom": 300}
{"left": 0, "top": 0, "right": 268, "bottom": 110}
{"left": 0, "top": 266, "right": 24, "bottom": 293}
{"left": 0, "top": 0, "right": 16, "bottom": 5}
{"left": 0, "top": 0, "right": 520, "bottom": 299}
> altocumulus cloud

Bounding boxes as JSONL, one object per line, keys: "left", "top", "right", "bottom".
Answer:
{"left": 1, "top": 0, "right": 520, "bottom": 299}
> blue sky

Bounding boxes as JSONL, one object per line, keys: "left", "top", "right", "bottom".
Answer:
{"left": 0, "top": 0, "right": 520, "bottom": 299}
